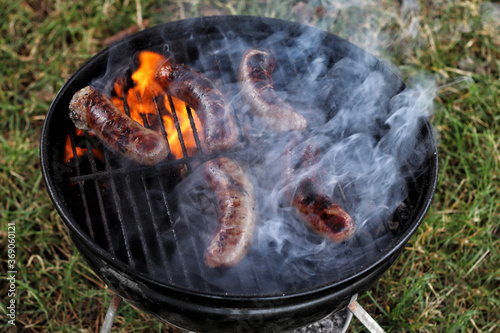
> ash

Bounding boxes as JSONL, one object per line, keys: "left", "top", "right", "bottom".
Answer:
{"left": 286, "top": 308, "right": 351, "bottom": 333}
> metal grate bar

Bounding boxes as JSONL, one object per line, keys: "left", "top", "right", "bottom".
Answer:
{"left": 153, "top": 95, "right": 173, "bottom": 155}
{"left": 122, "top": 173, "right": 155, "bottom": 275}
{"left": 103, "top": 144, "right": 135, "bottom": 267}
{"left": 69, "top": 157, "right": 191, "bottom": 183}
{"left": 157, "top": 177, "right": 192, "bottom": 287}
{"left": 139, "top": 173, "right": 172, "bottom": 279}
{"left": 122, "top": 95, "right": 131, "bottom": 117}
{"left": 106, "top": 170, "right": 135, "bottom": 267}
{"left": 136, "top": 106, "right": 175, "bottom": 282}
{"left": 177, "top": 196, "right": 212, "bottom": 291}
{"left": 83, "top": 131, "right": 115, "bottom": 255}
{"left": 166, "top": 95, "right": 190, "bottom": 159}
{"left": 68, "top": 130, "right": 95, "bottom": 239}
{"left": 185, "top": 105, "right": 203, "bottom": 155}
{"left": 116, "top": 92, "right": 155, "bottom": 276}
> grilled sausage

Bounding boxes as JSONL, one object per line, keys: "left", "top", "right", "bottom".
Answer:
{"left": 204, "top": 157, "right": 257, "bottom": 268}
{"left": 284, "top": 139, "right": 356, "bottom": 242}
{"left": 291, "top": 179, "right": 356, "bottom": 242}
{"left": 155, "top": 62, "right": 239, "bottom": 155}
{"left": 69, "top": 86, "right": 169, "bottom": 165}
{"left": 238, "top": 48, "right": 307, "bottom": 132}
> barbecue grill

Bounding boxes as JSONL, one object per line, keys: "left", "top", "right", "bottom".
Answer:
{"left": 40, "top": 16, "right": 438, "bottom": 332}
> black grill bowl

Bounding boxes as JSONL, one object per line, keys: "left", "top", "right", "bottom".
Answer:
{"left": 41, "top": 16, "right": 438, "bottom": 332}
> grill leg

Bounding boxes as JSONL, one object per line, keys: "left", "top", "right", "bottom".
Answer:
{"left": 100, "top": 294, "right": 123, "bottom": 333}
{"left": 347, "top": 294, "right": 385, "bottom": 333}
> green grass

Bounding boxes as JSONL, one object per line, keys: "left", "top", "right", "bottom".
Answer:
{"left": 1, "top": 0, "right": 498, "bottom": 332}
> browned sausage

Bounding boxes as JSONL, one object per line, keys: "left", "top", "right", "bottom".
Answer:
{"left": 238, "top": 48, "right": 307, "bottom": 132}
{"left": 69, "top": 86, "right": 169, "bottom": 165}
{"left": 203, "top": 157, "right": 257, "bottom": 268}
{"left": 155, "top": 62, "right": 239, "bottom": 155}
{"left": 284, "top": 139, "right": 356, "bottom": 242}
{"left": 291, "top": 179, "right": 356, "bottom": 242}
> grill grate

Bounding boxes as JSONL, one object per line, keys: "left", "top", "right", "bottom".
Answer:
{"left": 59, "top": 28, "right": 420, "bottom": 297}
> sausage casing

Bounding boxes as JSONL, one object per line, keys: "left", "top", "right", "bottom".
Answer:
{"left": 155, "top": 62, "right": 239, "bottom": 155}
{"left": 284, "top": 139, "right": 356, "bottom": 242}
{"left": 291, "top": 179, "right": 356, "bottom": 242}
{"left": 238, "top": 48, "right": 307, "bottom": 132}
{"left": 69, "top": 86, "right": 169, "bottom": 165}
{"left": 203, "top": 157, "right": 257, "bottom": 268}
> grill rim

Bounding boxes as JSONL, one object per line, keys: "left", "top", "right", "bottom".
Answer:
{"left": 40, "top": 15, "right": 439, "bottom": 303}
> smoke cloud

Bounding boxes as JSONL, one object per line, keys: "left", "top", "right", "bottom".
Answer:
{"left": 91, "top": 2, "right": 438, "bottom": 295}
{"left": 165, "top": 19, "right": 436, "bottom": 294}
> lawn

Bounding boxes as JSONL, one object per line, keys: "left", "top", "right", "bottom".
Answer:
{"left": 0, "top": 0, "right": 498, "bottom": 332}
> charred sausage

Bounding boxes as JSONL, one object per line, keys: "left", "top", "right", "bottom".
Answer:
{"left": 69, "top": 86, "right": 169, "bottom": 165}
{"left": 238, "top": 48, "right": 307, "bottom": 132}
{"left": 291, "top": 179, "right": 356, "bottom": 242}
{"left": 284, "top": 139, "right": 356, "bottom": 242}
{"left": 203, "top": 157, "right": 257, "bottom": 268}
{"left": 155, "top": 62, "right": 239, "bottom": 155}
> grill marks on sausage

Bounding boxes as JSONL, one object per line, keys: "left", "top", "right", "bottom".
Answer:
{"left": 203, "top": 157, "right": 257, "bottom": 268}
{"left": 69, "top": 86, "right": 169, "bottom": 165}
{"left": 284, "top": 138, "right": 356, "bottom": 242}
{"left": 238, "top": 49, "right": 308, "bottom": 132}
{"left": 293, "top": 179, "right": 355, "bottom": 239}
{"left": 155, "top": 62, "right": 239, "bottom": 155}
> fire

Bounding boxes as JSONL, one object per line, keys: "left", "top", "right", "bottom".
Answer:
{"left": 64, "top": 51, "right": 201, "bottom": 165}
{"left": 112, "top": 51, "right": 202, "bottom": 159}
{"left": 64, "top": 129, "right": 104, "bottom": 163}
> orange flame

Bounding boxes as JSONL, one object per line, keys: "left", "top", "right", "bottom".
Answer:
{"left": 64, "top": 129, "right": 104, "bottom": 163}
{"left": 64, "top": 51, "right": 201, "bottom": 165}
{"left": 112, "top": 51, "right": 202, "bottom": 159}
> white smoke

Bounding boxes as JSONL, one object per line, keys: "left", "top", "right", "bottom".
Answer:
{"left": 100, "top": 2, "right": 439, "bottom": 294}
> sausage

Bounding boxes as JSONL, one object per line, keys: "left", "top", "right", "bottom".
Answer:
{"left": 69, "top": 86, "right": 169, "bottom": 165}
{"left": 203, "top": 157, "right": 257, "bottom": 268}
{"left": 284, "top": 139, "right": 356, "bottom": 242}
{"left": 238, "top": 48, "right": 307, "bottom": 132}
{"left": 155, "top": 62, "right": 239, "bottom": 155}
{"left": 291, "top": 179, "right": 356, "bottom": 242}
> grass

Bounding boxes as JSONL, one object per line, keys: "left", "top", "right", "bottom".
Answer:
{"left": 0, "top": 0, "right": 498, "bottom": 332}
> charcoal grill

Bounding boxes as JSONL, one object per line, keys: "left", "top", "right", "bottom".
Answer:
{"left": 40, "top": 16, "right": 438, "bottom": 332}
